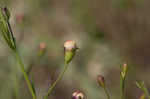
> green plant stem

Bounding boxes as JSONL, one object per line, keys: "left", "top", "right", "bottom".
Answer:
{"left": 14, "top": 50, "right": 36, "bottom": 99}
{"left": 142, "top": 87, "right": 150, "bottom": 99}
{"left": 44, "top": 62, "right": 69, "bottom": 99}
{"left": 120, "top": 77, "right": 125, "bottom": 99}
{"left": 13, "top": 73, "right": 19, "bottom": 99}
{"left": 104, "top": 86, "right": 110, "bottom": 99}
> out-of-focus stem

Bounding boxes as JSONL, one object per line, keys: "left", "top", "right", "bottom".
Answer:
{"left": 142, "top": 87, "right": 150, "bottom": 99}
{"left": 13, "top": 74, "right": 19, "bottom": 99}
{"left": 121, "top": 78, "right": 124, "bottom": 99}
{"left": 120, "top": 75, "right": 126, "bottom": 99}
{"left": 14, "top": 50, "right": 36, "bottom": 99}
{"left": 104, "top": 86, "right": 110, "bottom": 99}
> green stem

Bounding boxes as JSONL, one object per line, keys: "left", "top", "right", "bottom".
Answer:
{"left": 142, "top": 87, "right": 150, "bottom": 99}
{"left": 13, "top": 73, "right": 19, "bottom": 99}
{"left": 14, "top": 50, "right": 36, "bottom": 99}
{"left": 44, "top": 62, "right": 69, "bottom": 99}
{"left": 104, "top": 86, "right": 110, "bottom": 99}
{"left": 120, "top": 77, "right": 125, "bottom": 99}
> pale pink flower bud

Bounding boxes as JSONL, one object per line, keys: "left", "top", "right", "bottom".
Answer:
{"left": 64, "top": 40, "right": 77, "bottom": 51}
{"left": 39, "top": 42, "right": 46, "bottom": 51}
{"left": 64, "top": 40, "right": 78, "bottom": 64}
{"left": 38, "top": 42, "right": 46, "bottom": 56}
{"left": 72, "top": 90, "right": 84, "bottom": 99}
{"left": 97, "top": 75, "right": 105, "bottom": 88}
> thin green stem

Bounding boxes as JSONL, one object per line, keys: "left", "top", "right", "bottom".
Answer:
{"left": 104, "top": 86, "right": 110, "bottom": 99}
{"left": 13, "top": 73, "right": 19, "bottom": 99}
{"left": 120, "top": 77, "right": 125, "bottom": 99}
{"left": 44, "top": 62, "right": 69, "bottom": 99}
{"left": 14, "top": 50, "right": 36, "bottom": 99}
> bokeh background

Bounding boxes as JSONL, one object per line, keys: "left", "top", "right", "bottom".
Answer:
{"left": 0, "top": 0, "right": 150, "bottom": 99}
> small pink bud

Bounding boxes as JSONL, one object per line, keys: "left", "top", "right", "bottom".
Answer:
{"left": 97, "top": 75, "right": 105, "bottom": 88}
{"left": 39, "top": 42, "right": 46, "bottom": 51}
{"left": 38, "top": 42, "right": 46, "bottom": 56}
{"left": 72, "top": 90, "right": 84, "bottom": 99}
{"left": 64, "top": 40, "right": 78, "bottom": 64}
{"left": 123, "top": 63, "right": 127, "bottom": 72}
{"left": 121, "top": 63, "right": 128, "bottom": 78}
{"left": 64, "top": 40, "right": 77, "bottom": 51}
{"left": 16, "top": 13, "right": 24, "bottom": 23}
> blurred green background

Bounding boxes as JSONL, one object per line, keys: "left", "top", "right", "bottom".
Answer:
{"left": 0, "top": 0, "right": 150, "bottom": 99}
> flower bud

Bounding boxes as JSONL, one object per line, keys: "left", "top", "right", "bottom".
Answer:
{"left": 72, "top": 90, "right": 84, "bottom": 99}
{"left": 38, "top": 42, "right": 46, "bottom": 57}
{"left": 0, "top": 7, "right": 16, "bottom": 50}
{"left": 1, "top": 7, "right": 10, "bottom": 20}
{"left": 16, "top": 13, "right": 24, "bottom": 24}
{"left": 121, "top": 63, "right": 128, "bottom": 78}
{"left": 64, "top": 40, "right": 78, "bottom": 64}
{"left": 39, "top": 42, "right": 46, "bottom": 51}
{"left": 97, "top": 75, "right": 105, "bottom": 88}
{"left": 123, "top": 63, "right": 127, "bottom": 73}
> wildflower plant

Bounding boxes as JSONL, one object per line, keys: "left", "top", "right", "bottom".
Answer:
{"left": 0, "top": 7, "right": 36, "bottom": 99}
{"left": 0, "top": 6, "right": 150, "bottom": 99}
{"left": 0, "top": 7, "right": 78, "bottom": 99}
{"left": 44, "top": 40, "right": 78, "bottom": 99}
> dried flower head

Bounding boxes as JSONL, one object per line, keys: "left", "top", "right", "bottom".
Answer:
{"left": 72, "top": 90, "right": 84, "bottom": 99}
{"left": 64, "top": 40, "right": 78, "bottom": 64}
{"left": 97, "top": 75, "right": 105, "bottom": 88}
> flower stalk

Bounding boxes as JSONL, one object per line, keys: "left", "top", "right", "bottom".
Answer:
{"left": 104, "top": 86, "right": 110, "bottom": 99}
{"left": 120, "top": 63, "right": 128, "bottom": 99}
{"left": 14, "top": 50, "right": 36, "bottom": 99}
{"left": 44, "top": 62, "right": 69, "bottom": 99}
{"left": 44, "top": 40, "right": 78, "bottom": 99}
{"left": 97, "top": 75, "right": 110, "bottom": 99}
{"left": 0, "top": 7, "right": 36, "bottom": 99}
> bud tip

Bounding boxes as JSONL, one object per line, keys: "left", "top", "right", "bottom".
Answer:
{"left": 64, "top": 40, "right": 77, "bottom": 51}
{"left": 39, "top": 42, "right": 46, "bottom": 51}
